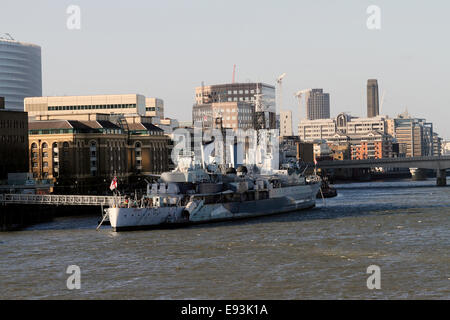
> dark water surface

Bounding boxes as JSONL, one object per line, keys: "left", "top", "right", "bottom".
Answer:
{"left": 1, "top": 179, "right": 449, "bottom": 299}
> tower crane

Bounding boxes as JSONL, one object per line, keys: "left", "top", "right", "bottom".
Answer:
{"left": 276, "top": 73, "right": 286, "bottom": 111}
{"left": 380, "top": 89, "right": 386, "bottom": 115}
{"left": 294, "top": 89, "right": 311, "bottom": 121}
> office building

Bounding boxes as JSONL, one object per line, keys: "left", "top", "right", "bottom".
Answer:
{"left": 25, "top": 94, "right": 147, "bottom": 118}
{"left": 298, "top": 113, "right": 394, "bottom": 159}
{"left": 367, "top": 79, "right": 379, "bottom": 118}
{"left": 298, "top": 113, "right": 389, "bottom": 142}
{"left": 193, "top": 82, "right": 276, "bottom": 130}
{"left": 195, "top": 82, "right": 275, "bottom": 112}
{"left": 298, "top": 118, "right": 336, "bottom": 141}
{"left": 0, "top": 37, "right": 42, "bottom": 110}
{"left": 145, "top": 98, "right": 164, "bottom": 119}
{"left": 387, "top": 111, "right": 434, "bottom": 157}
{"left": 346, "top": 116, "right": 387, "bottom": 134}
{"left": 0, "top": 109, "right": 29, "bottom": 179}
{"left": 305, "top": 89, "right": 330, "bottom": 120}
{"left": 432, "top": 132, "right": 442, "bottom": 156}
{"left": 193, "top": 101, "right": 255, "bottom": 130}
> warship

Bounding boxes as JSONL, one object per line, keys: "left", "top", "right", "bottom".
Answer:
{"left": 100, "top": 85, "right": 321, "bottom": 231}
{"left": 103, "top": 160, "right": 321, "bottom": 231}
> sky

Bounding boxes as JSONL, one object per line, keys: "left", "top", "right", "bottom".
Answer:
{"left": 2, "top": 0, "right": 450, "bottom": 138}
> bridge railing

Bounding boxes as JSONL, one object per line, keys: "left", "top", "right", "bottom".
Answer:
{"left": 0, "top": 194, "right": 125, "bottom": 206}
{"left": 317, "top": 155, "right": 450, "bottom": 167}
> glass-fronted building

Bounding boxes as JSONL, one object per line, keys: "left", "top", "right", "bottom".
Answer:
{"left": 0, "top": 38, "right": 42, "bottom": 110}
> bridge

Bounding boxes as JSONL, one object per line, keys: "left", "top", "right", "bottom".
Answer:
{"left": 0, "top": 194, "right": 125, "bottom": 206}
{"left": 317, "top": 156, "right": 450, "bottom": 186}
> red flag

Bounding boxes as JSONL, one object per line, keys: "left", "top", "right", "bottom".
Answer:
{"left": 110, "top": 176, "right": 118, "bottom": 191}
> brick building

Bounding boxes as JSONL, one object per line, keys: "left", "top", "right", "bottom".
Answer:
{"left": 328, "top": 131, "right": 393, "bottom": 160}
{"left": 28, "top": 114, "right": 170, "bottom": 193}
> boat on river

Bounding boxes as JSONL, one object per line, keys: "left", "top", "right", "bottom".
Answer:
{"left": 104, "top": 164, "right": 321, "bottom": 232}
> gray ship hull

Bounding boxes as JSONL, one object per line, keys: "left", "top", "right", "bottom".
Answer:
{"left": 108, "top": 183, "right": 320, "bottom": 231}
{"left": 111, "top": 199, "right": 316, "bottom": 231}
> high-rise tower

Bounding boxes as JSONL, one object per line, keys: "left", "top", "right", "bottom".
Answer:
{"left": 367, "top": 79, "right": 379, "bottom": 118}
{"left": 0, "top": 37, "right": 42, "bottom": 110}
{"left": 305, "top": 89, "right": 330, "bottom": 120}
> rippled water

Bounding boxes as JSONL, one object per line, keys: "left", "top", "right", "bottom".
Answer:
{"left": 1, "top": 179, "right": 449, "bottom": 299}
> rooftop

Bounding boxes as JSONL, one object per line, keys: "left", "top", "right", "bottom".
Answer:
{"left": 29, "top": 120, "right": 122, "bottom": 133}
{"left": 0, "top": 37, "right": 41, "bottom": 49}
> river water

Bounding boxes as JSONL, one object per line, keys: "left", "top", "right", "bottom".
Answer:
{"left": 1, "top": 179, "right": 449, "bottom": 299}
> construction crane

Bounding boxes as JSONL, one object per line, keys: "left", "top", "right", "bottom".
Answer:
{"left": 232, "top": 64, "right": 236, "bottom": 84}
{"left": 380, "top": 89, "right": 386, "bottom": 115}
{"left": 294, "top": 89, "right": 311, "bottom": 121}
{"left": 276, "top": 73, "right": 286, "bottom": 111}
